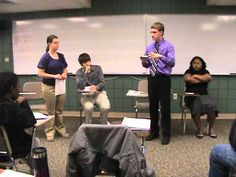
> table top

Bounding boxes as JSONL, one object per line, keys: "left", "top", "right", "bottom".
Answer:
{"left": 178, "top": 92, "right": 200, "bottom": 97}
{"left": 126, "top": 90, "right": 148, "bottom": 97}
{"left": 35, "top": 115, "right": 54, "bottom": 127}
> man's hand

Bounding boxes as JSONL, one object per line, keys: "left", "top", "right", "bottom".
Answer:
{"left": 61, "top": 73, "right": 67, "bottom": 80}
{"left": 89, "top": 85, "right": 97, "bottom": 92}
{"left": 84, "top": 65, "right": 91, "bottom": 74}
{"left": 54, "top": 74, "right": 63, "bottom": 80}
{"left": 148, "top": 52, "right": 162, "bottom": 59}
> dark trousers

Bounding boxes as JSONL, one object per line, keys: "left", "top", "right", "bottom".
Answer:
{"left": 148, "top": 74, "right": 171, "bottom": 137}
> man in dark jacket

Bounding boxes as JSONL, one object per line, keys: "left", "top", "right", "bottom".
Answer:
{"left": 0, "top": 71, "right": 36, "bottom": 159}
{"left": 209, "top": 119, "right": 236, "bottom": 177}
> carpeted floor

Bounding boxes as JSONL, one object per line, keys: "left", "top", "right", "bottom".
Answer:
{"left": 34, "top": 117, "right": 234, "bottom": 177}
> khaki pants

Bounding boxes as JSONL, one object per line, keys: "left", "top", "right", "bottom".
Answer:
{"left": 42, "top": 83, "right": 66, "bottom": 134}
{"left": 81, "top": 91, "right": 110, "bottom": 124}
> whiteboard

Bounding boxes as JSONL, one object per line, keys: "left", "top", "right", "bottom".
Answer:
{"left": 13, "top": 14, "right": 236, "bottom": 75}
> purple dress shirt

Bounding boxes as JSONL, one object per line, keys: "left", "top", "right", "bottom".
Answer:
{"left": 144, "top": 39, "right": 175, "bottom": 75}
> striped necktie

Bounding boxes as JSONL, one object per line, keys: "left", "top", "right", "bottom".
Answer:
{"left": 150, "top": 42, "right": 160, "bottom": 76}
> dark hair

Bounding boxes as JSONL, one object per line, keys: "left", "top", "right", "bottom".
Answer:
{"left": 0, "top": 71, "right": 18, "bottom": 98}
{"left": 189, "top": 56, "right": 206, "bottom": 70}
{"left": 78, "top": 53, "right": 91, "bottom": 66}
{"left": 151, "top": 22, "right": 165, "bottom": 35}
{"left": 46, "top": 34, "right": 58, "bottom": 52}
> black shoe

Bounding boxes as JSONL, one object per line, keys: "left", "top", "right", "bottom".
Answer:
{"left": 145, "top": 133, "right": 159, "bottom": 141}
{"left": 161, "top": 136, "right": 170, "bottom": 145}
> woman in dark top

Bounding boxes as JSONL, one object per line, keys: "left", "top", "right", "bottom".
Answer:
{"left": 0, "top": 71, "right": 36, "bottom": 159}
{"left": 209, "top": 119, "right": 236, "bottom": 177}
{"left": 37, "top": 34, "right": 69, "bottom": 142}
{"left": 183, "top": 56, "right": 218, "bottom": 138}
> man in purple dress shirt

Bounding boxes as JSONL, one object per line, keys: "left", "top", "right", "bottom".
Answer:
{"left": 141, "top": 22, "right": 175, "bottom": 145}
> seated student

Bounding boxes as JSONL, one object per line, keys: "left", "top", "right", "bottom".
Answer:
{"left": 76, "top": 53, "right": 111, "bottom": 124}
{"left": 0, "top": 71, "right": 36, "bottom": 161}
{"left": 209, "top": 119, "right": 236, "bottom": 177}
{"left": 183, "top": 56, "right": 218, "bottom": 138}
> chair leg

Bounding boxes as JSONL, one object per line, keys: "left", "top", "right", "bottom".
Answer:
{"left": 181, "top": 108, "right": 187, "bottom": 134}
{"left": 135, "top": 108, "right": 138, "bottom": 118}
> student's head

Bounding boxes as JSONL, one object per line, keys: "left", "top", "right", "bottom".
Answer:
{"left": 78, "top": 53, "right": 91, "bottom": 66}
{"left": 151, "top": 22, "right": 164, "bottom": 41}
{"left": 46, "top": 34, "right": 59, "bottom": 52}
{"left": 189, "top": 56, "right": 206, "bottom": 71}
{"left": 0, "top": 71, "right": 19, "bottom": 100}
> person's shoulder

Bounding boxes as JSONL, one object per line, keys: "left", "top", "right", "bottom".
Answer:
{"left": 184, "top": 68, "right": 191, "bottom": 74}
{"left": 41, "top": 52, "right": 50, "bottom": 59}
{"left": 93, "top": 65, "right": 102, "bottom": 69}
{"left": 75, "top": 67, "right": 83, "bottom": 75}
{"left": 163, "top": 39, "right": 174, "bottom": 47}
{"left": 147, "top": 41, "right": 155, "bottom": 48}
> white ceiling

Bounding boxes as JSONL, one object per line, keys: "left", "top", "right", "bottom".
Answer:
{"left": 207, "top": 0, "right": 236, "bottom": 6}
{"left": 0, "top": 0, "right": 91, "bottom": 14}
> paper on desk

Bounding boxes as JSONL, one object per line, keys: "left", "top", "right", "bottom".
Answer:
{"left": 0, "top": 169, "right": 33, "bottom": 177}
{"left": 121, "top": 117, "right": 150, "bottom": 130}
{"left": 33, "top": 112, "right": 48, "bottom": 120}
{"left": 126, "top": 90, "right": 148, "bottom": 97}
{"left": 55, "top": 79, "right": 66, "bottom": 96}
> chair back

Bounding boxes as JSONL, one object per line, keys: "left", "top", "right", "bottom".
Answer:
{"left": 23, "top": 82, "right": 46, "bottom": 111}
{"left": 23, "top": 82, "right": 43, "bottom": 100}
{"left": 138, "top": 79, "right": 148, "bottom": 93}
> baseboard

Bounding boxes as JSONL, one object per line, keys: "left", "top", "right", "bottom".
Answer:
{"left": 63, "top": 111, "right": 236, "bottom": 120}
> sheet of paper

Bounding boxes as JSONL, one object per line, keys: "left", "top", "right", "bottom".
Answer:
{"left": 55, "top": 79, "right": 66, "bottom": 96}
{"left": 126, "top": 90, "right": 148, "bottom": 97}
{"left": 121, "top": 117, "right": 150, "bottom": 130}
{"left": 33, "top": 112, "right": 48, "bottom": 120}
{"left": 0, "top": 169, "right": 33, "bottom": 177}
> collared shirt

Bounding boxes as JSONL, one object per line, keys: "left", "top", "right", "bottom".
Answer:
{"left": 144, "top": 39, "right": 175, "bottom": 75}
{"left": 76, "top": 65, "right": 105, "bottom": 91}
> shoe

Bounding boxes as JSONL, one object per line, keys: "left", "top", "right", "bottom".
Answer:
{"left": 55, "top": 126, "right": 69, "bottom": 138}
{"left": 208, "top": 133, "right": 217, "bottom": 138}
{"left": 196, "top": 133, "right": 204, "bottom": 139}
{"left": 161, "top": 136, "right": 170, "bottom": 145}
{"left": 45, "top": 129, "right": 55, "bottom": 142}
{"left": 145, "top": 133, "right": 159, "bottom": 141}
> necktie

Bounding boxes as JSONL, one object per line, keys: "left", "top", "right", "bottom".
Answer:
{"left": 150, "top": 42, "right": 159, "bottom": 76}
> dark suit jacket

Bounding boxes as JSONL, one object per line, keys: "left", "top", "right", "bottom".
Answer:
{"left": 229, "top": 119, "right": 236, "bottom": 151}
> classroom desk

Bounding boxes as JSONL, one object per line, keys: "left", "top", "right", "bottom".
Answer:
{"left": 0, "top": 169, "right": 33, "bottom": 176}
{"left": 35, "top": 115, "right": 54, "bottom": 127}
{"left": 126, "top": 90, "right": 148, "bottom": 98}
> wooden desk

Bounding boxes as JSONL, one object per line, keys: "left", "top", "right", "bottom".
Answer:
{"left": 0, "top": 169, "right": 33, "bottom": 176}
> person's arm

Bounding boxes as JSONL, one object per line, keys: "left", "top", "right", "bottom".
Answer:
{"left": 148, "top": 45, "right": 175, "bottom": 67}
{"left": 159, "top": 45, "right": 175, "bottom": 67}
{"left": 141, "top": 49, "right": 151, "bottom": 68}
{"left": 61, "top": 68, "right": 68, "bottom": 80}
{"left": 95, "top": 66, "right": 105, "bottom": 91}
{"left": 38, "top": 68, "right": 62, "bottom": 80}
{"left": 229, "top": 120, "right": 236, "bottom": 150}
{"left": 76, "top": 69, "right": 88, "bottom": 90}
{"left": 184, "top": 73, "right": 201, "bottom": 84}
{"left": 13, "top": 98, "right": 36, "bottom": 128}
{"left": 192, "top": 73, "right": 212, "bottom": 83}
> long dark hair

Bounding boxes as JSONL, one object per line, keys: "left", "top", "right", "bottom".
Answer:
{"left": 46, "top": 34, "right": 58, "bottom": 52}
{"left": 189, "top": 56, "right": 206, "bottom": 71}
{"left": 0, "top": 71, "right": 18, "bottom": 98}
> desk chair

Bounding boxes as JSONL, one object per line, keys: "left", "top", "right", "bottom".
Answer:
{"left": 0, "top": 125, "right": 16, "bottom": 170}
{"left": 134, "top": 80, "right": 149, "bottom": 118}
{"left": 23, "top": 82, "right": 46, "bottom": 112}
{"left": 67, "top": 124, "right": 155, "bottom": 177}
{"left": 179, "top": 93, "right": 209, "bottom": 134}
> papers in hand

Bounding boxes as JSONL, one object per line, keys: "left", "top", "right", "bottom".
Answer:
{"left": 126, "top": 90, "right": 148, "bottom": 97}
{"left": 33, "top": 112, "right": 48, "bottom": 120}
{"left": 55, "top": 79, "right": 66, "bottom": 96}
{"left": 78, "top": 86, "right": 95, "bottom": 96}
{"left": 121, "top": 117, "right": 150, "bottom": 131}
